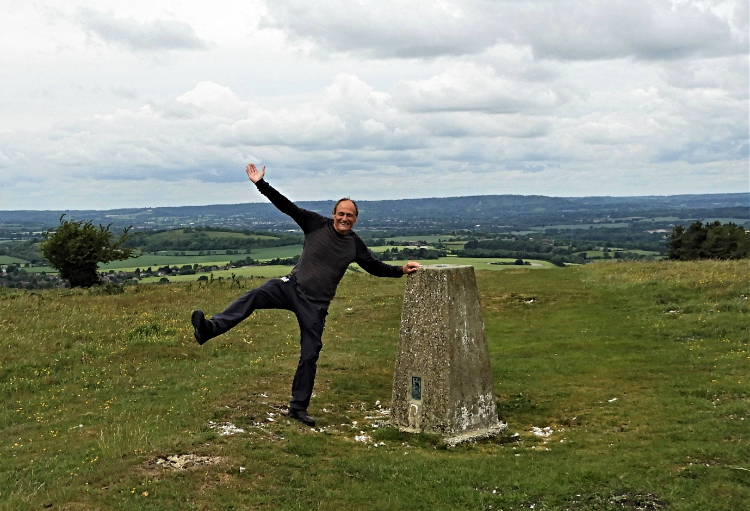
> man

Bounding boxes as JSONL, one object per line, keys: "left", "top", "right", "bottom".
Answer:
{"left": 191, "top": 164, "right": 421, "bottom": 427}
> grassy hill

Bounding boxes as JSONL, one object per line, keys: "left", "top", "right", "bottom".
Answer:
{"left": 1, "top": 261, "right": 748, "bottom": 510}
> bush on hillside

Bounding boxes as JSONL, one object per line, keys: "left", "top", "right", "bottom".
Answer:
{"left": 40, "top": 215, "right": 136, "bottom": 288}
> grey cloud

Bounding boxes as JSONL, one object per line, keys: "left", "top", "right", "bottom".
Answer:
{"left": 503, "top": 162, "right": 555, "bottom": 173}
{"left": 75, "top": 7, "right": 208, "bottom": 51}
{"left": 652, "top": 137, "right": 749, "bottom": 165}
{"left": 509, "top": 0, "right": 746, "bottom": 61}
{"left": 261, "top": 0, "right": 499, "bottom": 58}
{"left": 262, "top": 0, "right": 745, "bottom": 61}
{"left": 419, "top": 112, "right": 552, "bottom": 138}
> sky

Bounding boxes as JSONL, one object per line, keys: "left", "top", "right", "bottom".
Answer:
{"left": 1, "top": 0, "right": 748, "bottom": 210}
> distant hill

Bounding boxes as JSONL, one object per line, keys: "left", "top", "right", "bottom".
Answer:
{"left": 1, "top": 192, "right": 747, "bottom": 233}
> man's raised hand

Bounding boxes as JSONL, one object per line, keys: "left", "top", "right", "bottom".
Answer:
{"left": 246, "top": 163, "right": 265, "bottom": 183}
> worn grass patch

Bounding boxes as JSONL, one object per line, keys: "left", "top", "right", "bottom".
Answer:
{"left": 1, "top": 260, "right": 748, "bottom": 510}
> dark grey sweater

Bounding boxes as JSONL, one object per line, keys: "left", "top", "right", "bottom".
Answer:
{"left": 256, "top": 179, "right": 404, "bottom": 308}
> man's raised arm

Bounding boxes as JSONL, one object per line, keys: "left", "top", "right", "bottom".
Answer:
{"left": 246, "top": 164, "right": 325, "bottom": 231}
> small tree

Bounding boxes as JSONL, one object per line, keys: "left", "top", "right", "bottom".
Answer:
{"left": 41, "top": 215, "right": 136, "bottom": 288}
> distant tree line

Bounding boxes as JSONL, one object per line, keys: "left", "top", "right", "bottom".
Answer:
{"left": 124, "top": 227, "right": 302, "bottom": 253}
{"left": 373, "top": 247, "right": 447, "bottom": 261}
{"left": 463, "top": 237, "right": 569, "bottom": 253}
{"left": 666, "top": 221, "right": 749, "bottom": 260}
{"left": 456, "top": 248, "right": 584, "bottom": 267}
{"left": 459, "top": 237, "right": 580, "bottom": 266}
{"left": 0, "top": 265, "right": 61, "bottom": 289}
{"left": 228, "top": 254, "right": 300, "bottom": 267}
{"left": 542, "top": 227, "right": 668, "bottom": 253}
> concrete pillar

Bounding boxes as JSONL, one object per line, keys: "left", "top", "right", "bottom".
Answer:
{"left": 391, "top": 264, "right": 503, "bottom": 445}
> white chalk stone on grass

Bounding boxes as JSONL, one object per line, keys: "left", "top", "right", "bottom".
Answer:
{"left": 391, "top": 264, "right": 504, "bottom": 446}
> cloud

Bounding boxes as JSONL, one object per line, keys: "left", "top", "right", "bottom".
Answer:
{"left": 75, "top": 7, "right": 208, "bottom": 51}
{"left": 653, "top": 137, "right": 748, "bottom": 164}
{"left": 260, "top": 0, "right": 499, "bottom": 58}
{"left": 7, "top": 66, "right": 745, "bottom": 191}
{"left": 176, "top": 81, "right": 250, "bottom": 119}
{"left": 661, "top": 55, "right": 748, "bottom": 93}
{"left": 262, "top": 0, "right": 745, "bottom": 61}
{"left": 392, "top": 63, "right": 562, "bottom": 113}
{"left": 506, "top": 0, "right": 747, "bottom": 61}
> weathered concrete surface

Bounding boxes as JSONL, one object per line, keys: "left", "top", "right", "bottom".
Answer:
{"left": 391, "top": 264, "right": 504, "bottom": 444}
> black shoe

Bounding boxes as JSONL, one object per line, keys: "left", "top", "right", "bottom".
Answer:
{"left": 191, "top": 310, "right": 211, "bottom": 345}
{"left": 289, "top": 409, "right": 316, "bottom": 427}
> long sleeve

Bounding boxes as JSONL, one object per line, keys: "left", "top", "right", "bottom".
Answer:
{"left": 354, "top": 236, "right": 404, "bottom": 278}
{"left": 255, "top": 179, "right": 327, "bottom": 233}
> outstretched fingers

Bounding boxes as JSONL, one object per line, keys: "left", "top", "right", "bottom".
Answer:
{"left": 245, "top": 163, "right": 266, "bottom": 183}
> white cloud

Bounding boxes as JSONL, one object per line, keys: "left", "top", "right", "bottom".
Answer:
{"left": 392, "top": 63, "right": 562, "bottom": 113}
{"left": 176, "top": 81, "right": 250, "bottom": 119}
{"left": 75, "top": 7, "right": 209, "bottom": 51}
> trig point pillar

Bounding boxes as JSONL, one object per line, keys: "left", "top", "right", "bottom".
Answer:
{"left": 391, "top": 264, "right": 503, "bottom": 445}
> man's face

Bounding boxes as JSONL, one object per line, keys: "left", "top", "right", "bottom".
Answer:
{"left": 333, "top": 200, "right": 358, "bottom": 235}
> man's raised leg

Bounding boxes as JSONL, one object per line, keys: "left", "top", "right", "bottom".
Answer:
{"left": 192, "top": 278, "right": 293, "bottom": 345}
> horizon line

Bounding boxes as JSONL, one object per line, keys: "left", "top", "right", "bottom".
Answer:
{"left": 1, "top": 190, "right": 748, "bottom": 213}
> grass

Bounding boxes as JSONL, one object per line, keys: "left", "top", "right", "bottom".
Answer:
{"left": 21, "top": 246, "right": 305, "bottom": 274}
{"left": 0, "top": 256, "right": 28, "bottom": 265}
{"left": 100, "top": 245, "right": 304, "bottom": 271}
{"left": 1, "top": 260, "right": 749, "bottom": 510}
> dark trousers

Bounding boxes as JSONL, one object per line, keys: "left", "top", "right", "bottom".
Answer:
{"left": 209, "top": 277, "right": 327, "bottom": 411}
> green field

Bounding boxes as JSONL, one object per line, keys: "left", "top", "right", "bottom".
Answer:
{"left": 622, "top": 249, "right": 662, "bottom": 256}
{"left": 0, "top": 256, "right": 28, "bottom": 265}
{"left": 2, "top": 260, "right": 748, "bottom": 509}
{"left": 139, "top": 258, "right": 556, "bottom": 284}
{"left": 93, "top": 245, "right": 304, "bottom": 273}
{"left": 29, "top": 247, "right": 517, "bottom": 276}
{"left": 246, "top": 245, "right": 303, "bottom": 260}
